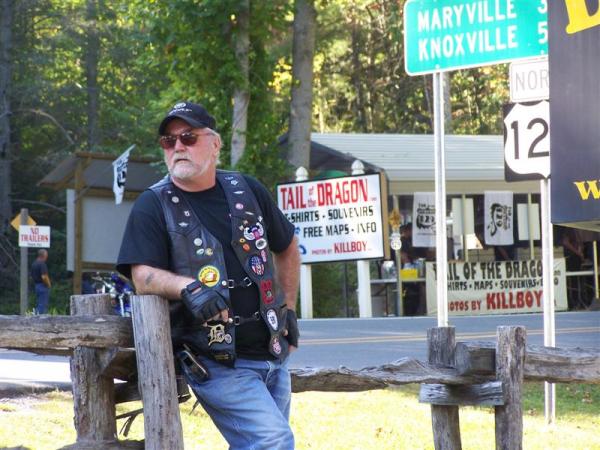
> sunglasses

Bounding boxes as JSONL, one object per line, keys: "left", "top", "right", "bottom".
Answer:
{"left": 159, "top": 131, "right": 212, "bottom": 150}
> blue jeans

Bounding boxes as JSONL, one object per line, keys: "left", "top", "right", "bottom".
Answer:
{"left": 181, "top": 355, "right": 294, "bottom": 450}
{"left": 34, "top": 283, "right": 50, "bottom": 314}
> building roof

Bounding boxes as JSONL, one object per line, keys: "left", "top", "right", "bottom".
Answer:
{"left": 310, "top": 133, "right": 505, "bottom": 181}
{"left": 39, "top": 152, "right": 164, "bottom": 192}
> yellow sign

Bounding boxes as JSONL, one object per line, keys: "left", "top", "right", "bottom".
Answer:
{"left": 10, "top": 213, "right": 36, "bottom": 231}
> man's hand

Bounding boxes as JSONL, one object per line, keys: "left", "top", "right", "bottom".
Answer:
{"left": 181, "top": 285, "right": 229, "bottom": 324}
{"left": 283, "top": 308, "right": 299, "bottom": 352}
{"left": 42, "top": 274, "right": 51, "bottom": 288}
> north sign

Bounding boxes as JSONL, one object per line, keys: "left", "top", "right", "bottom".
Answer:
{"left": 404, "top": 0, "right": 549, "bottom": 75}
{"left": 509, "top": 57, "right": 549, "bottom": 102}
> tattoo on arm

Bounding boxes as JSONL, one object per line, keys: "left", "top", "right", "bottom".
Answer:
{"left": 144, "top": 272, "right": 154, "bottom": 287}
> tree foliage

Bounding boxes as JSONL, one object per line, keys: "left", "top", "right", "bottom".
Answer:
{"left": 0, "top": 0, "right": 510, "bottom": 314}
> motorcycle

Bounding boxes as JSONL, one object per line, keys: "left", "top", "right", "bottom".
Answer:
{"left": 91, "top": 272, "right": 134, "bottom": 317}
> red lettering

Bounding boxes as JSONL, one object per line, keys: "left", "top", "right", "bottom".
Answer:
{"left": 525, "top": 291, "right": 533, "bottom": 307}
{"left": 315, "top": 178, "right": 370, "bottom": 206}
{"left": 358, "top": 179, "right": 368, "bottom": 201}
{"left": 297, "top": 186, "right": 306, "bottom": 208}
{"left": 486, "top": 293, "right": 496, "bottom": 310}
{"left": 517, "top": 292, "right": 525, "bottom": 308}
{"left": 534, "top": 290, "right": 543, "bottom": 307}
{"left": 289, "top": 188, "right": 296, "bottom": 209}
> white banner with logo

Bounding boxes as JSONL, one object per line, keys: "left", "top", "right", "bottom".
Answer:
{"left": 412, "top": 192, "right": 436, "bottom": 248}
{"left": 484, "top": 191, "right": 514, "bottom": 245}
{"left": 277, "top": 174, "right": 385, "bottom": 263}
{"left": 426, "top": 259, "right": 568, "bottom": 316}
{"left": 112, "top": 145, "right": 134, "bottom": 205}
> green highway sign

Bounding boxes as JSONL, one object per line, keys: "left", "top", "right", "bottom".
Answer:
{"left": 404, "top": 0, "right": 548, "bottom": 75}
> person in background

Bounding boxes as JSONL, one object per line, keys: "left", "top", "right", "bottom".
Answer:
{"left": 31, "top": 249, "right": 51, "bottom": 314}
{"left": 399, "top": 223, "right": 416, "bottom": 267}
{"left": 561, "top": 227, "right": 585, "bottom": 271}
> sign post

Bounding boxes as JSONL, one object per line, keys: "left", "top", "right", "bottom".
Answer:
{"left": 19, "top": 209, "right": 29, "bottom": 315}
{"left": 277, "top": 171, "right": 388, "bottom": 318}
{"left": 433, "top": 72, "right": 448, "bottom": 326}
{"left": 295, "top": 167, "right": 313, "bottom": 319}
{"left": 503, "top": 99, "right": 555, "bottom": 423}
{"left": 18, "top": 219, "right": 51, "bottom": 315}
{"left": 404, "top": 0, "right": 555, "bottom": 422}
{"left": 540, "top": 177, "right": 555, "bottom": 423}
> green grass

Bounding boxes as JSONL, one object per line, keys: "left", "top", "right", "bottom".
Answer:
{"left": 0, "top": 383, "right": 598, "bottom": 450}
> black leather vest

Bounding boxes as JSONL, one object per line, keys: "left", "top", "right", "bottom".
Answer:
{"left": 149, "top": 171, "right": 289, "bottom": 366}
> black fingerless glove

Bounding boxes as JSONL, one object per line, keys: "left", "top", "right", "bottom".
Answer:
{"left": 285, "top": 309, "right": 300, "bottom": 347}
{"left": 180, "top": 281, "right": 228, "bottom": 323}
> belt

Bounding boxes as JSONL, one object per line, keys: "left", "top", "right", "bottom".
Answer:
{"left": 232, "top": 311, "right": 260, "bottom": 326}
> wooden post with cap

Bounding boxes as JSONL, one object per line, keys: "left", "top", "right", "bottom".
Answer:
{"left": 353, "top": 160, "right": 372, "bottom": 318}
{"left": 296, "top": 166, "right": 313, "bottom": 319}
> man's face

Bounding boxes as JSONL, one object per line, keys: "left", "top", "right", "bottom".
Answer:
{"left": 162, "top": 119, "right": 219, "bottom": 182}
{"left": 493, "top": 206, "right": 504, "bottom": 227}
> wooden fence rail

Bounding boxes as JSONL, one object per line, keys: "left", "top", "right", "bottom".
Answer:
{"left": 1, "top": 293, "right": 599, "bottom": 450}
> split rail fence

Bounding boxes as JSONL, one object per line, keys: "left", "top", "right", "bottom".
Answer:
{"left": 0, "top": 293, "right": 599, "bottom": 450}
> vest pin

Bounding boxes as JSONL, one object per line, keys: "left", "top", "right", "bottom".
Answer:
{"left": 194, "top": 238, "right": 203, "bottom": 246}
{"left": 171, "top": 196, "right": 180, "bottom": 203}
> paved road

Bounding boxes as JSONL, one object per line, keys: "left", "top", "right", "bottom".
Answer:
{"left": 1, "top": 311, "right": 598, "bottom": 390}
{"left": 290, "top": 310, "right": 600, "bottom": 369}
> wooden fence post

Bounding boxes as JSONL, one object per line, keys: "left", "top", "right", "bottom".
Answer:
{"left": 495, "top": 326, "right": 526, "bottom": 450}
{"left": 70, "top": 294, "right": 118, "bottom": 445}
{"left": 428, "top": 327, "right": 462, "bottom": 450}
{"left": 131, "top": 295, "right": 184, "bottom": 450}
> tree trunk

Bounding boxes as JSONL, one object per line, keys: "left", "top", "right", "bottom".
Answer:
{"left": 0, "top": 0, "right": 13, "bottom": 235}
{"left": 85, "top": 0, "right": 100, "bottom": 151}
{"left": 230, "top": 0, "right": 249, "bottom": 167}
{"left": 288, "top": 0, "right": 316, "bottom": 169}
{"left": 350, "top": 12, "right": 367, "bottom": 132}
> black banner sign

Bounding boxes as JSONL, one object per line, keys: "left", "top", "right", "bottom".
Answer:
{"left": 549, "top": 1, "right": 600, "bottom": 231}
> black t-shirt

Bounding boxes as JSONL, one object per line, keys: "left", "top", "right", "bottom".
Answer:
{"left": 117, "top": 175, "right": 294, "bottom": 360}
{"left": 31, "top": 259, "right": 48, "bottom": 284}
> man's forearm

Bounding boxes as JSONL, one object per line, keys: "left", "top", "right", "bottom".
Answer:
{"left": 131, "top": 264, "right": 194, "bottom": 300}
{"left": 273, "top": 237, "right": 301, "bottom": 310}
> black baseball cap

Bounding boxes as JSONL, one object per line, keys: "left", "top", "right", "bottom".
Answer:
{"left": 158, "top": 101, "right": 216, "bottom": 135}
